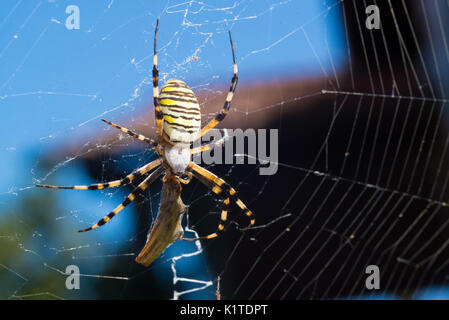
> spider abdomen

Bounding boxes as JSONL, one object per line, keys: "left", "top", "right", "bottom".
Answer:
{"left": 159, "top": 79, "right": 201, "bottom": 144}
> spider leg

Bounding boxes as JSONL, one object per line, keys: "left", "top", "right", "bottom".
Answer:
{"left": 195, "top": 31, "right": 238, "bottom": 141}
{"left": 178, "top": 171, "right": 193, "bottom": 184}
{"left": 190, "top": 129, "right": 229, "bottom": 155}
{"left": 101, "top": 119, "right": 160, "bottom": 152}
{"left": 182, "top": 162, "right": 254, "bottom": 241}
{"left": 153, "top": 19, "right": 163, "bottom": 140}
{"left": 78, "top": 166, "right": 164, "bottom": 232}
{"left": 36, "top": 158, "right": 162, "bottom": 190}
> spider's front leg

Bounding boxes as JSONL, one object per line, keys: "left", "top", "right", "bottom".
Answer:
{"left": 101, "top": 119, "right": 162, "bottom": 155}
{"left": 152, "top": 19, "right": 164, "bottom": 140}
{"left": 195, "top": 31, "right": 238, "bottom": 141}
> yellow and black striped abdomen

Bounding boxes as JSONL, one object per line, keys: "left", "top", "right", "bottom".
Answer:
{"left": 159, "top": 79, "right": 201, "bottom": 144}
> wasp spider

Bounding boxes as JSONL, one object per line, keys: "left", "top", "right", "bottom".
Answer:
{"left": 37, "top": 20, "right": 255, "bottom": 241}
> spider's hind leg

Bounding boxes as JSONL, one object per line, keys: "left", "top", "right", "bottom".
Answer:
{"left": 181, "top": 162, "right": 254, "bottom": 241}
{"left": 78, "top": 166, "right": 164, "bottom": 232}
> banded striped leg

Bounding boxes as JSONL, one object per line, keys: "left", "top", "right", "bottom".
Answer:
{"left": 79, "top": 166, "right": 165, "bottom": 232}
{"left": 153, "top": 19, "right": 163, "bottom": 139}
{"left": 182, "top": 162, "right": 254, "bottom": 241}
{"left": 36, "top": 158, "right": 163, "bottom": 190}
{"left": 195, "top": 31, "right": 238, "bottom": 141}
{"left": 190, "top": 129, "right": 229, "bottom": 155}
{"left": 102, "top": 119, "right": 159, "bottom": 151}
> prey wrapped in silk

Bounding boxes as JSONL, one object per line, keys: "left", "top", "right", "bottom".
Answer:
{"left": 135, "top": 173, "right": 186, "bottom": 267}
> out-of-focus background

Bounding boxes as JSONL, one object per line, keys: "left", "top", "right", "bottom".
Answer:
{"left": 1, "top": 0, "right": 449, "bottom": 300}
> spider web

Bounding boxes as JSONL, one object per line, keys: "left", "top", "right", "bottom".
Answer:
{"left": 1, "top": 0, "right": 449, "bottom": 300}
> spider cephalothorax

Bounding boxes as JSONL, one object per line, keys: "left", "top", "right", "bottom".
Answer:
{"left": 163, "top": 143, "right": 191, "bottom": 174}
